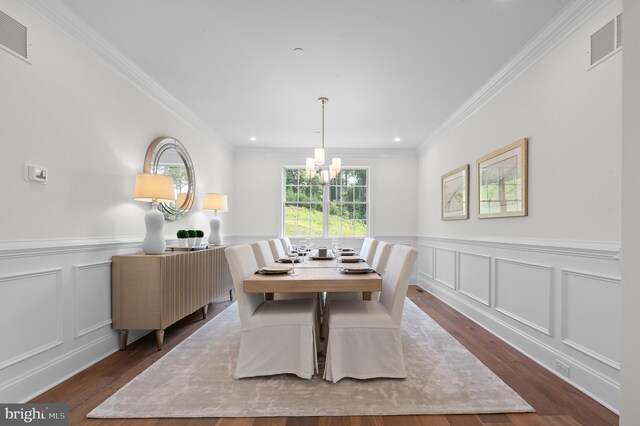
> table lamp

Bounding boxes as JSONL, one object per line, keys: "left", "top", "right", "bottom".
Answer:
{"left": 133, "top": 173, "right": 176, "bottom": 254}
{"left": 203, "top": 193, "right": 228, "bottom": 245}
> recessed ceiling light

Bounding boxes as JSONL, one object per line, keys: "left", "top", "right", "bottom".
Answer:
{"left": 249, "top": 137, "right": 257, "bottom": 142}
{"left": 393, "top": 137, "right": 401, "bottom": 143}
{"left": 293, "top": 48, "right": 304, "bottom": 55}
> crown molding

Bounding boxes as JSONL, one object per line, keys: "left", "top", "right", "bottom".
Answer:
{"left": 417, "top": 0, "right": 610, "bottom": 154}
{"left": 19, "top": 0, "right": 233, "bottom": 151}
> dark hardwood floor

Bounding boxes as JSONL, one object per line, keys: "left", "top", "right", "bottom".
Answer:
{"left": 31, "top": 286, "right": 619, "bottom": 426}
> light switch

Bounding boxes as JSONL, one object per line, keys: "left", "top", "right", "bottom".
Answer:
{"left": 24, "top": 164, "right": 48, "bottom": 184}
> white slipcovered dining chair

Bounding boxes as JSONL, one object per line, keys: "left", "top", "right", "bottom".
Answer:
{"left": 358, "top": 237, "right": 374, "bottom": 261}
{"left": 363, "top": 238, "right": 380, "bottom": 265}
{"left": 324, "top": 238, "right": 381, "bottom": 306}
{"left": 251, "top": 240, "right": 276, "bottom": 268}
{"left": 280, "top": 237, "right": 293, "bottom": 252}
{"left": 269, "top": 238, "right": 288, "bottom": 261}
{"left": 323, "top": 244, "right": 418, "bottom": 383}
{"left": 225, "top": 244, "right": 318, "bottom": 379}
{"left": 370, "top": 241, "right": 393, "bottom": 301}
{"left": 258, "top": 240, "right": 321, "bottom": 341}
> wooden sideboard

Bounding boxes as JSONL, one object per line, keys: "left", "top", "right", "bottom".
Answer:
{"left": 111, "top": 246, "right": 232, "bottom": 350}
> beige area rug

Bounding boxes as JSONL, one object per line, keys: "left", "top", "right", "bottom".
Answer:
{"left": 88, "top": 299, "right": 533, "bottom": 418}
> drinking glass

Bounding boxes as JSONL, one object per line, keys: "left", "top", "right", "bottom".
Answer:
{"left": 286, "top": 251, "right": 298, "bottom": 276}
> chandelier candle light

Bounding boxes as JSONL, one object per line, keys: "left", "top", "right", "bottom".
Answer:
{"left": 133, "top": 173, "right": 176, "bottom": 254}
{"left": 203, "top": 193, "right": 228, "bottom": 245}
{"left": 306, "top": 97, "right": 341, "bottom": 185}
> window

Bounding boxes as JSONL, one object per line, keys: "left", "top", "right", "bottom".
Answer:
{"left": 283, "top": 167, "right": 368, "bottom": 238}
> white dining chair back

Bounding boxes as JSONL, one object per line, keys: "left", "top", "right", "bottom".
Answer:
{"left": 371, "top": 241, "right": 393, "bottom": 273}
{"left": 225, "top": 244, "right": 265, "bottom": 329}
{"left": 269, "top": 238, "right": 287, "bottom": 260}
{"left": 364, "top": 239, "right": 379, "bottom": 265}
{"left": 359, "top": 237, "right": 373, "bottom": 260}
{"left": 370, "top": 241, "right": 393, "bottom": 301}
{"left": 379, "top": 244, "right": 418, "bottom": 326}
{"left": 252, "top": 241, "right": 275, "bottom": 268}
{"left": 280, "top": 237, "right": 293, "bottom": 252}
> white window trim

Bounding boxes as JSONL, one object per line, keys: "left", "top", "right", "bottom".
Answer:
{"left": 281, "top": 165, "right": 371, "bottom": 239}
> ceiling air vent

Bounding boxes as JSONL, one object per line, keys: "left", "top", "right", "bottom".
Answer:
{"left": 589, "top": 13, "right": 622, "bottom": 69}
{"left": 0, "top": 10, "right": 27, "bottom": 60}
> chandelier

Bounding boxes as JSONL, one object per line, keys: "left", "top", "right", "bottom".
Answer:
{"left": 305, "top": 97, "right": 341, "bottom": 185}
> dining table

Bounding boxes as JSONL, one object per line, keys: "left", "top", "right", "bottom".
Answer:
{"left": 243, "top": 255, "right": 381, "bottom": 300}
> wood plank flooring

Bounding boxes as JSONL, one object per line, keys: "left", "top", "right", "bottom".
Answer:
{"left": 30, "top": 286, "right": 619, "bottom": 426}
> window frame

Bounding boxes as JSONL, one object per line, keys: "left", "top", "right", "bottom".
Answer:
{"left": 281, "top": 166, "right": 371, "bottom": 239}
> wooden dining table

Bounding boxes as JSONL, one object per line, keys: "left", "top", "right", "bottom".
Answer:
{"left": 243, "top": 260, "right": 381, "bottom": 300}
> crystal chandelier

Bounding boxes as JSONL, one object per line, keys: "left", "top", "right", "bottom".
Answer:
{"left": 305, "top": 97, "right": 341, "bottom": 185}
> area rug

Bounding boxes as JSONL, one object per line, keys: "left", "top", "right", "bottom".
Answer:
{"left": 88, "top": 299, "right": 533, "bottom": 418}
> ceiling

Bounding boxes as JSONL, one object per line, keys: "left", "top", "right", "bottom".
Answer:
{"left": 55, "top": 0, "right": 571, "bottom": 150}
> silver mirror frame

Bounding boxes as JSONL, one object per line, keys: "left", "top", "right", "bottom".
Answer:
{"left": 144, "top": 136, "right": 196, "bottom": 221}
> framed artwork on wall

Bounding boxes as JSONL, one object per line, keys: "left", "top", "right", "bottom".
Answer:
{"left": 441, "top": 164, "right": 469, "bottom": 220}
{"left": 477, "top": 138, "right": 528, "bottom": 218}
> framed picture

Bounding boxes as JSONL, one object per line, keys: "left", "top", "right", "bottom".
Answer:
{"left": 441, "top": 164, "right": 469, "bottom": 220}
{"left": 477, "top": 138, "right": 528, "bottom": 218}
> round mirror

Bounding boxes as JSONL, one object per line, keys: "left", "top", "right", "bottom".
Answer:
{"left": 144, "top": 137, "right": 195, "bottom": 221}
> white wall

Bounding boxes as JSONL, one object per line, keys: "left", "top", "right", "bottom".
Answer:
{"left": 620, "top": 0, "right": 640, "bottom": 424}
{"left": 0, "top": 0, "right": 233, "bottom": 402}
{"left": 0, "top": 0, "right": 234, "bottom": 241}
{"left": 233, "top": 148, "right": 418, "bottom": 243}
{"left": 417, "top": 0, "right": 621, "bottom": 412}
{"left": 418, "top": 6, "right": 621, "bottom": 242}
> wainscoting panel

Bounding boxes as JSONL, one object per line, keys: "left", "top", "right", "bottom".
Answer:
{"left": 74, "top": 261, "right": 112, "bottom": 338}
{"left": 0, "top": 269, "right": 63, "bottom": 370}
{"left": 434, "top": 248, "right": 456, "bottom": 289}
{"left": 0, "top": 238, "right": 144, "bottom": 402}
{"left": 419, "top": 245, "right": 434, "bottom": 279}
{"left": 495, "top": 258, "right": 552, "bottom": 336}
{"left": 417, "top": 235, "right": 621, "bottom": 413}
{"left": 561, "top": 269, "right": 621, "bottom": 369}
{"left": 458, "top": 251, "right": 491, "bottom": 306}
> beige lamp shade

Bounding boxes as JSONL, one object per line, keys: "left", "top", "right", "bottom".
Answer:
{"left": 133, "top": 173, "right": 176, "bottom": 203}
{"left": 203, "top": 193, "right": 228, "bottom": 212}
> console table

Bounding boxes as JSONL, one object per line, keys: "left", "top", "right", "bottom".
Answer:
{"left": 111, "top": 246, "right": 232, "bottom": 350}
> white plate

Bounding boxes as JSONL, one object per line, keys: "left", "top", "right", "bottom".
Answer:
{"left": 260, "top": 265, "right": 292, "bottom": 273}
{"left": 341, "top": 264, "right": 372, "bottom": 271}
{"left": 339, "top": 257, "right": 365, "bottom": 263}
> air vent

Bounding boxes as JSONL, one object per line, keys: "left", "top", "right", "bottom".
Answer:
{"left": 0, "top": 10, "right": 27, "bottom": 60}
{"left": 616, "top": 13, "right": 622, "bottom": 49}
{"left": 589, "top": 13, "right": 622, "bottom": 68}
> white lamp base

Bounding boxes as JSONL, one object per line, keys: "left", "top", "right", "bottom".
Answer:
{"left": 142, "top": 207, "right": 166, "bottom": 254}
{"left": 208, "top": 216, "right": 223, "bottom": 245}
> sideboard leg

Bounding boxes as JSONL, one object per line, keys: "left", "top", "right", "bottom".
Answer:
{"left": 229, "top": 289, "right": 234, "bottom": 301}
{"left": 201, "top": 304, "right": 208, "bottom": 319}
{"left": 119, "top": 329, "right": 129, "bottom": 351}
{"left": 155, "top": 329, "right": 165, "bottom": 351}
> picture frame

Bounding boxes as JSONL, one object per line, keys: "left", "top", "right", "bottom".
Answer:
{"left": 441, "top": 164, "right": 469, "bottom": 221}
{"left": 477, "top": 138, "right": 528, "bottom": 218}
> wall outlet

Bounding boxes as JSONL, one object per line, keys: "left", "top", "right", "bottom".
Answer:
{"left": 24, "top": 163, "right": 48, "bottom": 184}
{"left": 555, "top": 359, "right": 571, "bottom": 377}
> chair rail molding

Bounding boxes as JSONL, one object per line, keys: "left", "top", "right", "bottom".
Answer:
{"left": 418, "top": 235, "right": 620, "bottom": 260}
{"left": 0, "top": 237, "right": 143, "bottom": 259}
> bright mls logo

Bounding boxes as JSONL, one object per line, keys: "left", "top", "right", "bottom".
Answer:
{"left": 1, "top": 404, "right": 68, "bottom": 425}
